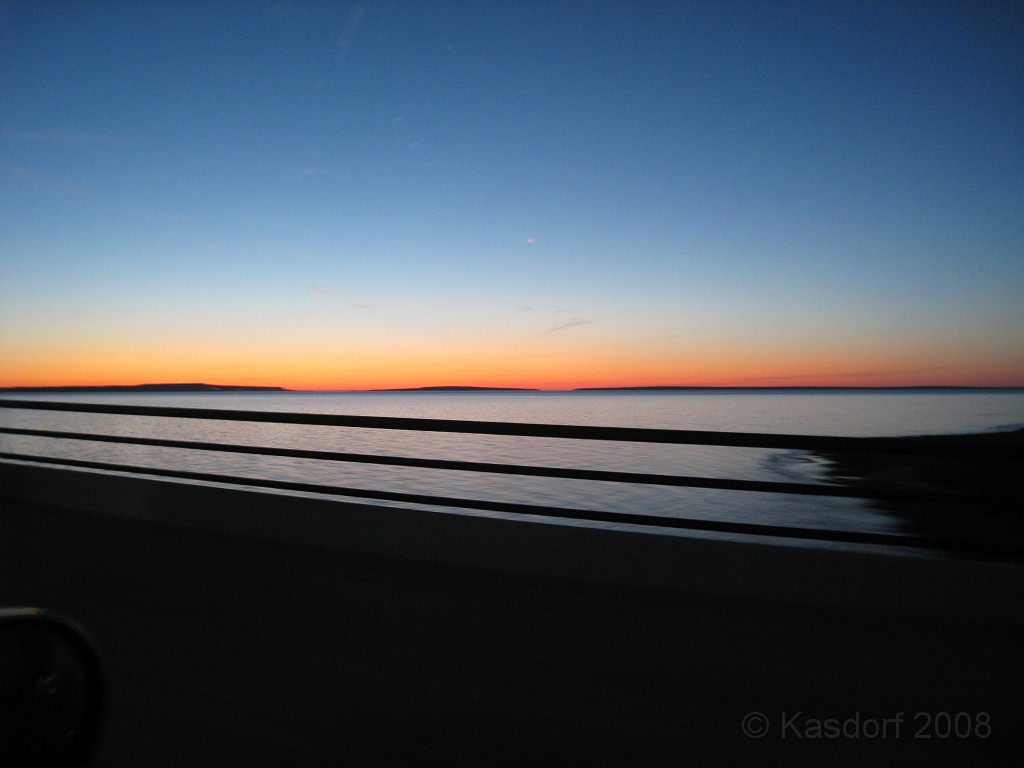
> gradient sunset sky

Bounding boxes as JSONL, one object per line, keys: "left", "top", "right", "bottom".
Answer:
{"left": 2, "top": 2, "right": 1022, "bottom": 390}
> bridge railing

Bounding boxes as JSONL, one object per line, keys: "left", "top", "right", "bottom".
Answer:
{"left": 0, "top": 398, "right": 1019, "bottom": 557}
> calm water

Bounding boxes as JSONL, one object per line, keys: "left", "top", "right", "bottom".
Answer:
{"left": 2, "top": 390, "right": 1022, "bottom": 538}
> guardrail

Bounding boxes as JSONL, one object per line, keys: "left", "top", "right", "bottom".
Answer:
{"left": 0, "top": 398, "right": 1019, "bottom": 557}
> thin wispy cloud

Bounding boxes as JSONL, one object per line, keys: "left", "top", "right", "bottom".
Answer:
{"left": 3, "top": 162, "right": 207, "bottom": 222}
{"left": 1, "top": 163, "right": 92, "bottom": 196}
{"left": 337, "top": 3, "right": 366, "bottom": 51}
{"left": 307, "top": 283, "right": 335, "bottom": 297}
{"left": 1, "top": 164, "right": 50, "bottom": 182}
{"left": 3, "top": 128, "right": 142, "bottom": 146}
{"left": 543, "top": 317, "right": 592, "bottom": 336}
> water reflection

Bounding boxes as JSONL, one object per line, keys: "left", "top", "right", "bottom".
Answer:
{"left": 3, "top": 390, "right": 1022, "bottom": 536}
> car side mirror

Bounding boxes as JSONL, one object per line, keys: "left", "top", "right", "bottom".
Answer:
{"left": 0, "top": 608, "right": 104, "bottom": 767}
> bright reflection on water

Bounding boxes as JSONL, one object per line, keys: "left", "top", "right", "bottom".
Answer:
{"left": 2, "top": 391, "right": 1023, "bottom": 536}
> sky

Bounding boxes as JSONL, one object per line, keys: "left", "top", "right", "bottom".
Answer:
{"left": 1, "top": 1, "right": 1022, "bottom": 390}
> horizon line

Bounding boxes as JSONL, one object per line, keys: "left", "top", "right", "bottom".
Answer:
{"left": 2, "top": 382, "right": 1024, "bottom": 394}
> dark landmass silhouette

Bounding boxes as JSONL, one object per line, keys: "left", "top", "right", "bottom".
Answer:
{"left": 369, "top": 386, "right": 538, "bottom": 392}
{"left": 0, "top": 383, "right": 288, "bottom": 393}
{"left": 4, "top": 384, "right": 1020, "bottom": 394}
{"left": 575, "top": 385, "right": 1024, "bottom": 391}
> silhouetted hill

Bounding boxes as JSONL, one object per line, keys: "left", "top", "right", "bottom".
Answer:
{"left": 369, "top": 386, "right": 537, "bottom": 392}
{"left": 0, "top": 383, "right": 288, "bottom": 393}
{"left": 574, "top": 385, "right": 1024, "bottom": 392}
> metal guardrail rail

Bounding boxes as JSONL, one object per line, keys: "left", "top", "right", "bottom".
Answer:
{"left": 0, "top": 398, "right": 1019, "bottom": 556}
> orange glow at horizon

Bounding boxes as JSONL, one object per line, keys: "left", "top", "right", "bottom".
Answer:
{"left": 2, "top": 337, "right": 1022, "bottom": 390}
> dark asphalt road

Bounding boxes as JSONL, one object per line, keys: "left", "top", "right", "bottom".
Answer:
{"left": 2, "top": 496, "right": 1021, "bottom": 766}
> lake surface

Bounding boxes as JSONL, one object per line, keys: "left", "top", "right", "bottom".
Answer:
{"left": 2, "top": 390, "right": 1022, "bottom": 539}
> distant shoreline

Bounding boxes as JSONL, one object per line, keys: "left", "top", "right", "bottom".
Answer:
{"left": 1, "top": 384, "right": 1021, "bottom": 394}
{"left": 368, "top": 386, "right": 538, "bottom": 392}
{"left": 573, "top": 385, "right": 1024, "bottom": 392}
{"left": 0, "top": 383, "right": 288, "bottom": 393}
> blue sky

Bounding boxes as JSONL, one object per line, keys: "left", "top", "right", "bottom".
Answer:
{"left": 2, "top": 1, "right": 1022, "bottom": 388}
